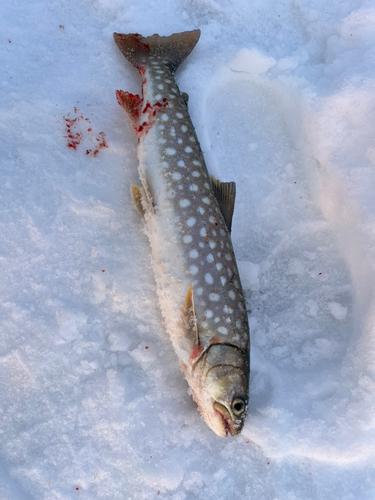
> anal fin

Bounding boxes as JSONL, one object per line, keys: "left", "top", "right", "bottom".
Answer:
{"left": 116, "top": 90, "right": 142, "bottom": 127}
{"left": 210, "top": 175, "right": 236, "bottom": 233}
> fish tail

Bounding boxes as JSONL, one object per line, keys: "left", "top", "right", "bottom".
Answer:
{"left": 113, "top": 29, "right": 201, "bottom": 73}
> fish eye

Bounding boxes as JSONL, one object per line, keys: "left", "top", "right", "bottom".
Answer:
{"left": 231, "top": 398, "right": 246, "bottom": 416}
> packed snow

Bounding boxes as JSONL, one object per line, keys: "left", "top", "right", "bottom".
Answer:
{"left": 1, "top": 0, "right": 375, "bottom": 498}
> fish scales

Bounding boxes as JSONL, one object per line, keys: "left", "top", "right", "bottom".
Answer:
{"left": 114, "top": 29, "right": 250, "bottom": 438}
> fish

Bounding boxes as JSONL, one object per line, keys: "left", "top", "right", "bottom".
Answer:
{"left": 113, "top": 29, "right": 250, "bottom": 438}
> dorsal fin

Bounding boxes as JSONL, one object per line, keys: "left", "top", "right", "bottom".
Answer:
{"left": 210, "top": 175, "right": 236, "bottom": 233}
{"left": 184, "top": 283, "right": 199, "bottom": 344}
{"left": 181, "top": 92, "right": 189, "bottom": 107}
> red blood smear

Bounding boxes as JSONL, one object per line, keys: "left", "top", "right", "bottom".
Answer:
{"left": 98, "top": 132, "right": 107, "bottom": 149}
{"left": 145, "top": 346, "right": 149, "bottom": 350}
{"left": 190, "top": 343, "right": 204, "bottom": 361}
{"left": 86, "top": 149, "right": 91, "bottom": 155}
{"left": 93, "top": 149, "right": 99, "bottom": 157}
{"left": 87, "top": 128, "right": 92, "bottom": 131}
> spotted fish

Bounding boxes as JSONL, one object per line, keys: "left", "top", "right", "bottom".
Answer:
{"left": 113, "top": 29, "right": 250, "bottom": 437}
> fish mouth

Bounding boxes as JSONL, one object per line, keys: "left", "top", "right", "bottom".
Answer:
{"left": 213, "top": 401, "right": 241, "bottom": 437}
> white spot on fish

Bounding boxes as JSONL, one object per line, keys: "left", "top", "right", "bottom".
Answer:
{"left": 199, "top": 242, "right": 204, "bottom": 248}
{"left": 159, "top": 138, "right": 166, "bottom": 144}
{"left": 190, "top": 265, "right": 199, "bottom": 275}
{"left": 161, "top": 161, "right": 168, "bottom": 168}
{"left": 209, "top": 216, "right": 215, "bottom": 223}
{"left": 155, "top": 94, "right": 162, "bottom": 100}
{"left": 172, "top": 172, "right": 182, "bottom": 180}
{"left": 181, "top": 125, "right": 188, "bottom": 132}
{"left": 205, "top": 273, "right": 214, "bottom": 284}
{"left": 238, "top": 302, "right": 245, "bottom": 311}
{"left": 159, "top": 125, "right": 165, "bottom": 130}
{"left": 220, "top": 277, "right": 227, "bottom": 285}
{"left": 225, "top": 253, "right": 232, "bottom": 261}
{"left": 176, "top": 112, "right": 183, "bottom": 118}
{"left": 155, "top": 76, "right": 161, "bottom": 80}
{"left": 236, "top": 320, "right": 241, "bottom": 328}
{"left": 216, "top": 262, "right": 223, "bottom": 270}
{"left": 161, "top": 114, "right": 169, "bottom": 121}
{"left": 178, "top": 139, "right": 183, "bottom": 144}
{"left": 185, "top": 146, "right": 193, "bottom": 153}
{"left": 214, "top": 317, "right": 220, "bottom": 323}
{"left": 180, "top": 199, "right": 190, "bottom": 207}
{"left": 170, "top": 127, "right": 176, "bottom": 136}
{"left": 207, "top": 254, "right": 214, "bottom": 263}
{"left": 156, "top": 70, "right": 164, "bottom": 74}
{"left": 209, "top": 241, "right": 216, "bottom": 249}
{"left": 192, "top": 171, "right": 200, "bottom": 177}
{"left": 193, "top": 161, "right": 201, "bottom": 166}
{"left": 204, "top": 310, "right": 212, "bottom": 319}
{"left": 220, "top": 229, "right": 226, "bottom": 236}
{"left": 165, "top": 79, "right": 172, "bottom": 83}
{"left": 190, "top": 249, "right": 198, "bottom": 258}
{"left": 218, "top": 326, "right": 228, "bottom": 334}
{"left": 226, "top": 318, "right": 231, "bottom": 323}
{"left": 183, "top": 235, "right": 193, "bottom": 243}
{"left": 169, "top": 94, "right": 176, "bottom": 99}
{"left": 197, "top": 207, "right": 205, "bottom": 214}
{"left": 197, "top": 287, "right": 203, "bottom": 295}
{"left": 178, "top": 160, "right": 185, "bottom": 167}
{"left": 204, "top": 182, "right": 210, "bottom": 189}
{"left": 202, "top": 197, "right": 210, "bottom": 204}
{"left": 224, "top": 305, "right": 233, "bottom": 314}
{"left": 157, "top": 84, "right": 164, "bottom": 89}
{"left": 187, "top": 217, "right": 196, "bottom": 227}
{"left": 165, "top": 148, "right": 176, "bottom": 155}
{"left": 189, "top": 184, "right": 198, "bottom": 191}
{"left": 200, "top": 228, "right": 207, "bottom": 237}
{"left": 166, "top": 190, "right": 176, "bottom": 198}
{"left": 189, "top": 136, "right": 196, "bottom": 142}
{"left": 228, "top": 290, "right": 236, "bottom": 300}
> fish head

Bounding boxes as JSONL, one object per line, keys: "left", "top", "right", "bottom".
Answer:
{"left": 192, "top": 345, "right": 249, "bottom": 438}
{"left": 205, "top": 364, "right": 248, "bottom": 437}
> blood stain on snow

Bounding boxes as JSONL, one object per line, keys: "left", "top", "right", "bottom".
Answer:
{"left": 62, "top": 107, "right": 108, "bottom": 157}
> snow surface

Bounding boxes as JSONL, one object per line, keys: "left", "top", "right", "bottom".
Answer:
{"left": 1, "top": 0, "right": 375, "bottom": 498}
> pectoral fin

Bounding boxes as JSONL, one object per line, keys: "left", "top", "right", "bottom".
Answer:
{"left": 183, "top": 283, "right": 199, "bottom": 345}
{"left": 210, "top": 175, "right": 236, "bottom": 233}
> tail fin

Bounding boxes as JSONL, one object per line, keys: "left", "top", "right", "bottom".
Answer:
{"left": 113, "top": 29, "right": 201, "bottom": 74}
